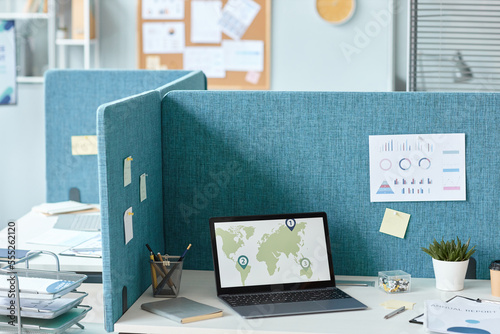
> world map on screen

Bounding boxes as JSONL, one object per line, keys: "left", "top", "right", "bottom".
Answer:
{"left": 215, "top": 217, "right": 331, "bottom": 288}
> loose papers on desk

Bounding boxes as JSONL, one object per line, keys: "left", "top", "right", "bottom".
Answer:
{"left": 60, "top": 234, "right": 102, "bottom": 258}
{"left": 425, "top": 296, "right": 500, "bottom": 333}
{"left": 32, "top": 201, "right": 98, "bottom": 216}
{"left": 27, "top": 229, "right": 99, "bottom": 248}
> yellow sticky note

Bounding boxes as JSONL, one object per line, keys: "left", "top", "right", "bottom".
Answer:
{"left": 380, "top": 300, "right": 415, "bottom": 310}
{"left": 71, "top": 135, "right": 98, "bottom": 155}
{"left": 379, "top": 208, "right": 410, "bottom": 239}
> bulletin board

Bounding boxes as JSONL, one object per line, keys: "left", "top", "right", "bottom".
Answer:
{"left": 137, "top": 0, "right": 271, "bottom": 90}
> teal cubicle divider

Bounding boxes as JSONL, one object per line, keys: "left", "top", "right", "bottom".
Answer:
{"left": 98, "top": 91, "right": 164, "bottom": 333}
{"left": 161, "top": 91, "right": 500, "bottom": 280}
{"left": 101, "top": 90, "right": 500, "bottom": 331}
{"left": 97, "top": 72, "right": 206, "bottom": 332}
{"left": 45, "top": 70, "right": 205, "bottom": 204}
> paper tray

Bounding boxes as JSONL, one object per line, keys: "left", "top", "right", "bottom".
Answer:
{"left": 0, "top": 269, "right": 87, "bottom": 300}
{"left": 0, "top": 305, "right": 91, "bottom": 333}
{"left": 0, "top": 291, "right": 87, "bottom": 319}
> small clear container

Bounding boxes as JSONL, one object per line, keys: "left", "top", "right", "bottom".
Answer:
{"left": 378, "top": 270, "right": 411, "bottom": 293}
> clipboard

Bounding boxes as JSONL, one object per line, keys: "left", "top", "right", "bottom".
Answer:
{"left": 409, "top": 295, "right": 489, "bottom": 324}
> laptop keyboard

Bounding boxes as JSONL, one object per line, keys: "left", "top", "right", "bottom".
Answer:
{"left": 221, "top": 288, "right": 351, "bottom": 307}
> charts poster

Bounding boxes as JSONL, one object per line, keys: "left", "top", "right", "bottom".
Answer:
{"left": 369, "top": 134, "right": 466, "bottom": 202}
{"left": 0, "top": 20, "right": 16, "bottom": 105}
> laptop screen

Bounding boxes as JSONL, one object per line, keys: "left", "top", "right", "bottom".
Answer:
{"left": 210, "top": 212, "right": 335, "bottom": 293}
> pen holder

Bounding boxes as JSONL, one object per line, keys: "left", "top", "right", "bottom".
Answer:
{"left": 149, "top": 255, "right": 183, "bottom": 298}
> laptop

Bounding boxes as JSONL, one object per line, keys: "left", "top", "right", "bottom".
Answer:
{"left": 209, "top": 212, "right": 368, "bottom": 318}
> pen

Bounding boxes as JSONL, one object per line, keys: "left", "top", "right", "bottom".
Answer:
{"left": 384, "top": 306, "right": 406, "bottom": 319}
{"left": 178, "top": 244, "right": 192, "bottom": 262}
{"left": 146, "top": 244, "right": 168, "bottom": 275}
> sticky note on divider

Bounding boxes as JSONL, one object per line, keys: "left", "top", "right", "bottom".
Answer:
{"left": 124, "top": 207, "right": 134, "bottom": 245}
{"left": 379, "top": 208, "right": 410, "bottom": 239}
{"left": 71, "top": 136, "right": 98, "bottom": 155}
{"left": 140, "top": 173, "right": 147, "bottom": 202}
{"left": 124, "top": 156, "right": 132, "bottom": 187}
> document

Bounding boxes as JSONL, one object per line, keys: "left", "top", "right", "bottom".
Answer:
{"left": 60, "top": 234, "right": 102, "bottom": 258}
{"left": 142, "top": 0, "right": 184, "bottom": 20}
{"left": 191, "top": 0, "right": 222, "bottom": 44}
{"left": 425, "top": 297, "right": 500, "bottom": 333}
{"left": 142, "top": 22, "right": 185, "bottom": 54}
{"left": 183, "top": 47, "right": 225, "bottom": 78}
{"left": 222, "top": 40, "right": 264, "bottom": 72}
{"left": 32, "top": 201, "right": 96, "bottom": 215}
{"left": 27, "top": 229, "right": 99, "bottom": 247}
{"left": 369, "top": 134, "right": 466, "bottom": 202}
{"left": 219, "top": 0, "right": 260, "bottom": 40}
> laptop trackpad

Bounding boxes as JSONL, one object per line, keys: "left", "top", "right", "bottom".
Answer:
{"left": 234, "top": 299, "right": 367, "bottom": 319}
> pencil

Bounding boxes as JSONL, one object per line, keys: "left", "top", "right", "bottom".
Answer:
{"left": 149, "top": 253, "right": 158, "bottom": 288}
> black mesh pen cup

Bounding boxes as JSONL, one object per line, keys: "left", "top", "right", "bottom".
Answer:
{"left": 149, "top": 255, "right": 183, "bottom": 297}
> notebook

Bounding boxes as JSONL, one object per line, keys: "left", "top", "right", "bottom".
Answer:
{"left": 209, "top": 212, "right": 368, "bottom": 318}
{"left": 141, "top": 297, "right": 223, "bottom": 324}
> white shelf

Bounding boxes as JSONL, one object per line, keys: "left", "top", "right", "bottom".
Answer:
{"left": 0, "top": 12, "right": 50, "bottom": 20}
{"left": 56, "top": 38, "right": 97, "bottom": 46}
{"left": 16, "top": 76, "right": 44, "bottom": 84}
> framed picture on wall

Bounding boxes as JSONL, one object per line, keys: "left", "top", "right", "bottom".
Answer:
{"left": 0, "top": 20, "right": 17, "bottom": 105}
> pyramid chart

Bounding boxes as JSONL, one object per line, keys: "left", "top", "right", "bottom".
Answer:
{"left": 376, "top": 180, "right": 394, "bottom": 194}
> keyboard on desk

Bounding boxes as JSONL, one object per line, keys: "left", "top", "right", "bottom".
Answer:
{"left": 220, "top": 288, "right": 351, "bottom": 307}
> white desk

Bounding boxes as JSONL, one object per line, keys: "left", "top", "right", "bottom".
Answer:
{"left": 115, "top": 270, "right": 499, "bottom": 334}
{"left": 0, "top": 210, "right": 102, "bottom": 274}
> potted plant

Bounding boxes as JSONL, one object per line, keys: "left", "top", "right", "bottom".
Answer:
{"left": 422, "top": 237, "right": 476, "bottom": 291}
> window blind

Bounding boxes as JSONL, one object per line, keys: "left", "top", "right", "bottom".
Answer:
{"left": 408, "top": 0, "right": 500, "bottom": 91}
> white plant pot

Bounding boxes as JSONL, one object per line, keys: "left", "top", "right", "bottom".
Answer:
{"left": 432, "top": 258, "right": 469, "bottom": 291}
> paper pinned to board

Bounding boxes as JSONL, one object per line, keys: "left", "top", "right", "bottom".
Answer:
{"left": 191, "top": 0, "right": 222, "bottom": 43}
{"left": 142, "top": 22, "right": 185, "bottom": 54}
{"left": 183, "top": 47, "right": 225, "bottom": 78}
{"left": 219, "top": 0, "right": 260, "bottom": 40}
{"left": 222, "top": 40, "right": 264, "bottom": 72}
{"left": 142, "top": 0, "right": 184, "bottom": 20}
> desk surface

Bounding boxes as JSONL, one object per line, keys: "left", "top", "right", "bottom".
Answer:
{"left": 115, "top": 270, "right": 499, "bottom": 334}
{"left": 0, "top": 210, "right": 102, "bottom": 273}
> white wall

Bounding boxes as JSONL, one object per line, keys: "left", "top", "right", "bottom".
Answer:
{"left": 0, "top": 0, "right": 408, "bottom": 228}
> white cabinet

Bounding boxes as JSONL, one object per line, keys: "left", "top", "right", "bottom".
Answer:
{"left": 56, "top": 0, "right": 99, "bottom": 69}
{"left": 0, "top": 0, "right": 99, "bottom": 83}
{"left": 0, "top": 0, "right": 56, "bottom": 83}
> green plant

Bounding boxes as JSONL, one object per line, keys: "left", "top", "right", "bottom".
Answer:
{"left": 422, "top": 237, "right": 476, "bottom": 262}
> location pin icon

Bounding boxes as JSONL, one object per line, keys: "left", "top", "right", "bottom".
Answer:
{"left": 238, "top": 255, "right": 249, "bottom": 270}
{"left": 285, "top": 219, "right": 296, "bottom": 231}
{"left": 300, "top": 258, "right": 311, "bottom": 270}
